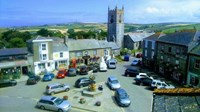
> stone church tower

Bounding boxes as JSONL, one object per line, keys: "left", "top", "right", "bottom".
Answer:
{"left": 107, "top": 6, "right": 124, "bottom": 48}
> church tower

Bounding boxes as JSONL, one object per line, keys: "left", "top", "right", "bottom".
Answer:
{"left": 107, "top": 6, "right": 124, "bottom": 48}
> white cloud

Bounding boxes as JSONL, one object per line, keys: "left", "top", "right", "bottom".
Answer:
{"left": 126, "top": 0, "right": 200, "bottom": 23}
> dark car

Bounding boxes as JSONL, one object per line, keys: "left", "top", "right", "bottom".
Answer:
{"left": 136, "top": 53, "right": 142, "bottom": 58}
{"left": 124, "top": 68, "right": 139, "bottom": 77}
{"left": 75, "top": 77, "right": 95, "bottom": 88}
{"left": 124, "top": 55, "right": 130, "bottom": 61}
{"left": 42, "top": 72, "right": 55, "bottom": 81}
{"left": 87, "top": 64, "right": 99, "bottom": 73}
{"left": 115, "top": 88, "right": 131, "bottom": 107}
{"left": 135, "top": 77, "right": 153, "bottom": 86}
{"left": 0, "top": 79, "right": 17, "bottom": 88}
{"left": 79, "top": 66, "right": 88, "bottom": 75}
{"left": 67, "top": 68, "right": 77, "bottom": 77}
{"left": 27, "top": 75, "right": 41, "bottom": 85}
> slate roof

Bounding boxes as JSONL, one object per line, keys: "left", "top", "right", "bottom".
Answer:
{"left": 189, "top": 44, "right": 200, "bottom": 55}
{"left": 53, "top": 42, "right": 68, "bottom": 52}
{"left": 157, "top": 31, "right": 196, "bottom": 46}
{"left": 152, "top": 88, "right": 200, "bottom": 112}
{"left": 66, "top": 39, "right": 101, "bottom": 51}
{"left": 144, "top": 33, "right": 162, "bottom": 40}
{"left": 0, "top": 48, "right": 28, "bottom": 57}
{"left": 98, "top": 40, "right": 120, "bottom": 50}
{"left": 125, "top": 32, "right": 154, "bottom": 42}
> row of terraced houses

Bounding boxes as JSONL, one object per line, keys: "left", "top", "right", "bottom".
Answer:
{"left": 142, "top": 29, "right": 200, "bottom": 87}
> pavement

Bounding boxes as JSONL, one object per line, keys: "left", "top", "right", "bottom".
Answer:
{"left": 54, "top": 82, "right": 124, "bottom": 112}
{"left": 15, "top": 75, "right": 29, "bottom": 82}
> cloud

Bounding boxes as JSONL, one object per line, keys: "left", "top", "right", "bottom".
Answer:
{"left": 126, "top": 0, "right": 200, "bottom": 23}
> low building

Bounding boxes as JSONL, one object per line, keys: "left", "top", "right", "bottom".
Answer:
{"left": 65, "top": 39, "right": 119, "bottom": 65}
{"left": 124, "top": 32, "right": 154, "bottom": 50}
{"left": 0, "top": 48, "right": 33, "bottom": 79}
{"left": 187, "top": 44, "right": 200, "bottom": 87}
{"left": 156, "top": 30, "right": 199, "bottom": 84}
{"left": 27, "top": 36, "right": 69, "bottom": 74}
{"left": 152, "top": 88, "right": 200, "bottom": 112}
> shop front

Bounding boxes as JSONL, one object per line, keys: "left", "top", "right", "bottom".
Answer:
{"left": 0, "top": 61, "right": 31, "bottom": 80}
{"left": 187, "top": 72, "right": 200, "bottom": 87}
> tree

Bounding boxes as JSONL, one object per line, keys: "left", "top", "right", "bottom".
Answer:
{"left": 8, "top": 37, "right": 26, "bottom": 48}
{"left": 37, "top": 28, "right": 53, "bottom": 37}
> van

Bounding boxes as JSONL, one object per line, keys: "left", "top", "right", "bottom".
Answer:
{"left": 99, "top": 62, "right": 107, "bottom": 72}
{"left": 107, "top": 59, "right": 117, "bottom": 69}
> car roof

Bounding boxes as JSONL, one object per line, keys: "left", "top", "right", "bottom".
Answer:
{"left": 139, "top": 73, "right": 147, "bottom": 75}
{"left": 40, "top": 96, "right": 57, "bottom": 101}
{"left": 78, "top": 77, "right": 88, "bottom": 80}
{"left": 108, "top": 76, "right": 118, "bottom": 81}
{"left": 116, "top": 88, "right": 127, "bottom": 94}
{"left": 47, "top": 83, "right": 62, "bottom": 87}
{"left": 127, "top": 67, "right": 138, "bottom": 70}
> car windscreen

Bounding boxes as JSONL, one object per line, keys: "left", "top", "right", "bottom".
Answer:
{"left": 111, "top": 80, "right": 119, "bottom": 84}
{"left": 54, "top": 98, "right": 63, "bottom": 105}
{"left": 110, "top": 62, "right": 115, "bottom": 65}
{"left": 119, "top": 93, "right": 128, "bottom": 99}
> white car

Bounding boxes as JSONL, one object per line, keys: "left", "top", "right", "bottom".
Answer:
{"left": 99, "top": 62, "right": 107, "bottom": 72}
{"left": 135, "top": 73, "right": 150, "bottom": 79}
{"left": 151, "top": 80, "right": 175, "bottom": 90}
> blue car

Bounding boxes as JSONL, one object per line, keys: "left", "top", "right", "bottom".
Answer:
{"left": 42, "top": 73, "right": 55, "bottom": 81}
{"left": 124, "top": 55, "right": 129, "bottom": 61}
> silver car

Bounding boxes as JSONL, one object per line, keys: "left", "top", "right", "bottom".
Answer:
{"left": 107, "top": 76, "right": 121, "bottom": 89}
{"left": 115, "top": 88, "right": 131, "bottom": 107}
{"left": 46, "top": 83, "right": 70, "bottom": 95}
{"left": 37, "top": 96, "right": 71, "bottom": 112}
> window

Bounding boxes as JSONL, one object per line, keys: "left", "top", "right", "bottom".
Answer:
{"left": 168, "top": 47, "right": 172, "bottom": 53}
{"left": 104, "top": 49, "right": 108, "bottom": 55}
{"left": 60, "top": 52, "right": 63, "bottom": 58}
{"left": 145, "top": 50, "right": 147, "bottom": 57}
{"left": 152, "top": 41, "right": 155, "bottom": 49}
{"left": 161, "top": 56, "right": 163, "bottom": 60}
{"left": 76, "top": 51, "right": 82, "bottom": 57}
{"left": 151, "top": 51, "right": 154, "bottom": 59}
{"left": 42, "top": 54, "right": 47, "bottom": 60}
{"left": 48, "top": 63, "right": 50, "bottom": 67}
{"left": 84, "top": 51, "right": 88, "bottom": 56}
{"left": 41, "top": 43, "right": 47, "bottom": 50}
{"left": 190, "top": 75, "right": 199, "bottom": 86}
{"left": 145, "top": 40, "right": 148, "bottom": 48}
{"left": 176, "top": 48, "right": 180, "bottom": 54}
{"left": 194, "top": 59, "right": 200, "bottom": 69}
{"left": 93, "top": 50, "right": 97, "bottom": 55}
{"left": 38, "top": 63, "right": 45, "bottom": 69}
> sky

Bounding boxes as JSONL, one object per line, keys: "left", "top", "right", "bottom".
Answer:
{"left": 0, "top": 0, "right": 200, "bottom": 27}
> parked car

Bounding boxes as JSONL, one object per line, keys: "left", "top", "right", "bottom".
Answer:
{"left": 151, "top": 80, "right": 175, "bottom": 90}
{"left": 131, "top": 58, "right": 141, "bottom": 66}
{"left": 136, "top": 53, "right": 142, "bottom": 58}
{"left": 124, "top": 68, "right": 139, "bottom": 77}
{"left": 26, "top": 75, "right": 41, "bottom": 85}
{"left": 42, "top": 73, "right": 55, "bottom": 81}
{"left": 135, "top": 73, "right": 150, "bottom": 84}
{"left": 36, "top": 96, "right": 71, "bottom": 112}
{"left": 124, "top": 55, "right": 129, "bottom": 61}
{"left": 79, "top": 66, "right": 88, "bottom": 75}
{"left": 56, "top": 69, "right": 67, "bottom": 79}
{"left": 0, "top": 79, "right": 17, "bottom": 88}
{"left": 75, "top": 77, "right": 95, "bottom": 88}
{"left": 138, "top": 77, "right": 153, "bottom": 86}
{"left": 107, "top": 76, "right": 121, "bottom": 90}
{"left": 67, "top": 68, "right": 77, "bottom": 77}
{"left": 114, "top": 88, "right": 131, "bottom": 107}
{"left": 87, "top": 64, "right": 99, "bottom": 73}
{"left": 46, "top": 83, "right": 70, "bottom": 95}
{"left": 107, "top": 59, "right": 117, "bottom": 69}
{"left": 99, "top": 61, "right": 107, "bottom": 72}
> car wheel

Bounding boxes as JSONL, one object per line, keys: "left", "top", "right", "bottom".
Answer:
{"left": 65, "top": 88, "right": 70, "bottom": 92}
{"left": 51, "top": 92, "right": 55, "bottom": 95}
{"left": 58, "top": 109, "right": 63, "bottom": 112}
{"left": 40, "top": 106, "right": 45, "bottom": 110}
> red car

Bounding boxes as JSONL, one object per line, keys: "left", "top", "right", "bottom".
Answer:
{"left": 136, "top": 53, "right": 142, "bottom": 58}
{"left": 56, "top": 69, "right": 67, "bottom": 79}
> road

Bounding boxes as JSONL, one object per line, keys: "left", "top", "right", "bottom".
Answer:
{"left": 0, "top": 58, "right": 153, "bottom": 112}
